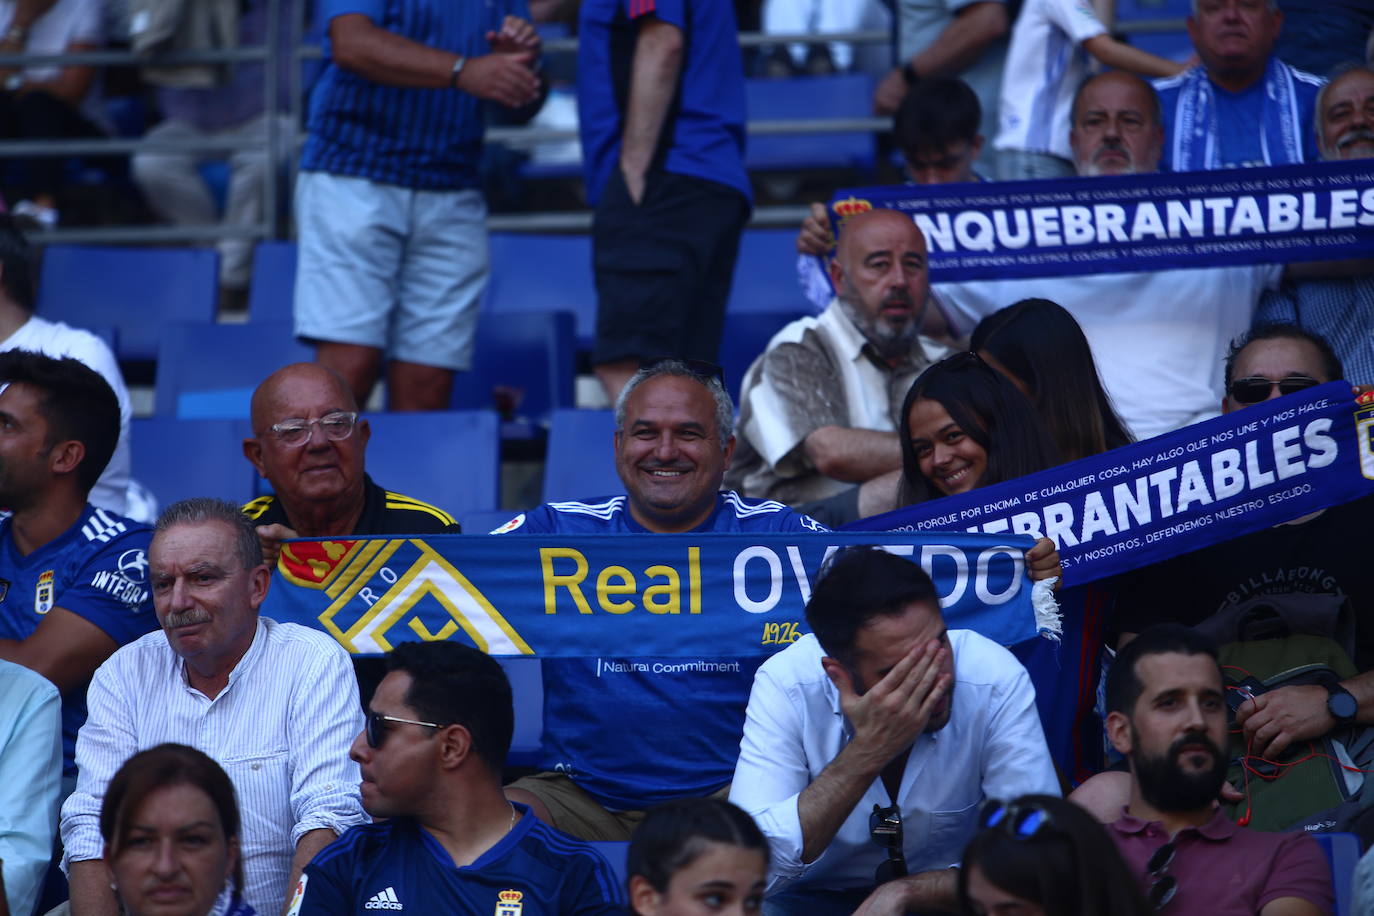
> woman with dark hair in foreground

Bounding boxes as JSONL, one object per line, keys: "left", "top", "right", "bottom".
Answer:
{"left": 101, "top": 743, "right": 254, "bottom": 916}
{"left": 627, "top": 798, "right": 768, "bottom": 916}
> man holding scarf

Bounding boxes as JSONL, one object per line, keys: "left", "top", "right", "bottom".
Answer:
{"left": 1153, "top": 0, "right": 1323, "bottom": 171}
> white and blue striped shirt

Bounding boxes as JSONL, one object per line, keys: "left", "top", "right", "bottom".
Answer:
{"left": 61, "top": 618, "right": 367, "bottom": 916}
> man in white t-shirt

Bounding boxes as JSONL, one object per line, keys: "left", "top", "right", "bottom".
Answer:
{"left": 0, "top": 215, "right": 132, "bottom": 514}
{"left": 935, "top": 71, "right": 1280, "bottom": 441}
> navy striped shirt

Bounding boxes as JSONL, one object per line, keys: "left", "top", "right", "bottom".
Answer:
{"left": 302, "top": 0, "right": 530, "bottom": 189}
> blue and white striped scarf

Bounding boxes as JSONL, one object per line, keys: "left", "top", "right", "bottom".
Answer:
{"left": 1167, "top": 57, "right": 1304, "bottom": 170}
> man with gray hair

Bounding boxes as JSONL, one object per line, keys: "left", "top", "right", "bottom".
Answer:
{"left": 495, "top": 359, "right": 826, "bottom": 840}
{"left": 727, "top": 208, "right": 949, "bottom": 525}
{"left": 62, "top": 497, "right": 366, "bottom": 916}
{"left": 1253, "top": 63, "right": 1374, "bottom": 385}
{"left": 1153, "top": 0, "right": 1323, "bottom": 170}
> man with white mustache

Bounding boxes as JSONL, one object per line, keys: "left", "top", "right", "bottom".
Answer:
{"left": 62, "top": 498, "right": 365, "bottom": 916}
{"left": 1253, "top": 64, "right": 1374, "bottom": 385}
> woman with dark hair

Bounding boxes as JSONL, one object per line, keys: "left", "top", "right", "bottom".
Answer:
{"left": 897, "top": 350, "right": 1061, "bottom": 506}
{"left": 101, "top": 743, "right": 254, "bottom": 916}
{"left": 970, "top": 298, "right": 1134, "bottom": 462}
{"left": 959, "top": 794, "right": 1153, "bottom": 916}
{"left": 627, "top": 798, "right": 768, "bottom": 916}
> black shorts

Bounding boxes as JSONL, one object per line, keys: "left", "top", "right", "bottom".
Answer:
{"left": 591, "top": 168, "right": 748, "bottom": 367}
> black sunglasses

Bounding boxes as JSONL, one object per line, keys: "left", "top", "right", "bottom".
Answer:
{"left": 1227, "top": 374, "right": 1320, "bottom": 405}
{"left": 1146, "top": 840, "right": 1178, "bottom": 910}
{"left": 869, "top": 804, "right": 908, "bottom": 885}
{"left": 638, "top": 356, "right": 726, "bottom": 386}
{"left": 365, "top": 709, "right": 441, "bottom": 749}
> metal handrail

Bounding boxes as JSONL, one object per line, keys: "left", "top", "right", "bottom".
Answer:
{"left": 2, "top": 16, "right": 1190, "bottom": 241}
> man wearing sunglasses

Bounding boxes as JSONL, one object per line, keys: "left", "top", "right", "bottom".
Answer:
{"left": 497, "top": 359, "right": 826, "bottom": 843}
{"left": 290, "top": 640, "right": 621, "bottom": 915}
{"left": 1103, "top": 624, "right": 1332, "bottom": 916}
{"left": 1111, "top": 325, "right": 1374, "bottom": 766}
{"left": 731, "top": 547, "right": 1057, "bottom": 916}
{"left": 62, "top": 498, "right": 366, "bottom": 916}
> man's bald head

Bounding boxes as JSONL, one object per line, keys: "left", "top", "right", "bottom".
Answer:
{"left": 250, "top": 363, "right": 358, "bottom": 437}
{"left": 828, "top": 209, "right": 929, "bottom": 359}
{"left": 243, "top": 362, "right": 370, "bottom": 523}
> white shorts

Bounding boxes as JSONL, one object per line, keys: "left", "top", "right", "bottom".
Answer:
{"left": 292, "top": 170, "right": 488, "bottom": 370}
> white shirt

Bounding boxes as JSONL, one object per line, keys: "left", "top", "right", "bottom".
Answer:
{"left": 61, "top": 618, "right": 367, "bottom": 916}
{"left": 0, "top": 316, "right": 132, "bottom": 516}
{"left": 994, "top": 0, "right": 1107, "bottom": 159}
{"left": 0, "top": 0, "right": 101, "bottom": 83}
{"left": 729, "top": 630, "right": 1058, "bottom": 894}
{"left": 932, "top": 264, "right": 1282, "bottom": 441}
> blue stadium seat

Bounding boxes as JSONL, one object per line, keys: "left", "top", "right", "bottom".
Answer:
{"left": 719, "top": 311, "right": 807, "bottom": 404}
{"left": 131, "top": 417, "right": 257, "bottom": 512}
{"left": 1113, "top": 0, "right": 1194, "bottom": 61}
{"left": 448, "top": 310, "right": 576, "bottom": 433}
{"left": 1315, "top": 832, "right": 1359, "bottom": 916}
{"left": 247, "top": 240, "right": 299, "bottom": 322}
{"left": 155, "top": 322, "right": 312, "bottom": 419}
{"left": 541, "top": 409, "right": 623, "bottom": 503}
{"left": 589, "top": 842, "right": 629, "bottom": 887}
{"left": 727, "top": 229, "right": 817, "bottom": 316}
{"left": 745, "top": 74, "right": 877, "bottom": 175}
{"left": 484, "top": 234, "right": 597, "bottom": 351}
{"left": 496, "top": 656, "right": 543, "bottom": 768}
{"left": 37, "top": 246, "right": 219, "bottom": 362}
{"left": 457, "top": 509, "right": 521, "bottom": 534}
{"left": 363, "top": 411, "right": 501, "bottom": 516}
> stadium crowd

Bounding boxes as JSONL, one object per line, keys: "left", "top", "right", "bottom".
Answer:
{"left": 1, "top": 0, "right": 1374, "bottom": 915}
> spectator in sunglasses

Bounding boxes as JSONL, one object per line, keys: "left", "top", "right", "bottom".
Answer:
{"left": 61, "top": 498, "right": 365, "bottom": 916}
{"left": 1108, "top": 324, "right": 1374, "bottom": 752}
{"left": 959, "top": 794, "right": 1151, "bottom": 916}
{"left": 1098, "top": 625, "right": 1332, "bottom": 916}
{"left": 293, "top": 640, "right": 621, "bottom": 915}
{"left": 627, "top": 798, "right": 768, "bottom": 916}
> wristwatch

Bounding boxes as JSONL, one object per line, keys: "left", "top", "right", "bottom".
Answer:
{"left": 449, "top": 55, "right": 466, "bottom": 90}
{"left": 1325, "top": 681, "right": 1358, "bottom": 723}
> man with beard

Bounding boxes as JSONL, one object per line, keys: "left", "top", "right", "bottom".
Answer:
{"left": 62, "top": 498, "right": 366, "bottom": 916}
{"left": 731, "top": 547, "right": 1057, "bottom": 916}
{"left": 0, "top": 351, "right": 155, "bottom": 780}
{"left": 1253, "top": 65, "right": 1374, "bottom": 386}
{"left": 727, "top": 209, "right": 949, "bottom": 524}
{"left": 1102, "top": 624, "right": 1333, "bottom": 916}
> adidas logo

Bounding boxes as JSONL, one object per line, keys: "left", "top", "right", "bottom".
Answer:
{"left": 365, "top": 887, "right": 404, "bottom": 910}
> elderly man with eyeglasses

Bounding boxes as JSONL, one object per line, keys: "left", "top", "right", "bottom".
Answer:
{"left": 1101, "top": 624, "right": 1332, "bottom": 916}
{"left": 61, "top": 498, "right": 367, "bottom": 916}
{"left": 242, "top": 362, "right": 460, "bottom": 561}
{"left": 729, "top": 546, "right": 1057, "bottom": 916}
{"left": 240, "top": 362, "right": 460, "bottom": 707}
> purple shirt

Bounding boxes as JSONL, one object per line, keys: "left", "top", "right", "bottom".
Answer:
{"left": 1109, "top": 807, "right": 1334, "bottom": 915}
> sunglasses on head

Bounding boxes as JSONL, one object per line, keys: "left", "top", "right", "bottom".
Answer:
{"left": 364, "top": 709, "right": 441, "bottom": 749}
{"left": 977, "top": 799, "right": 1056, "bottom": 840}
{"left": 1227, "top": 375, "right": 1320, "bottom": 405}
